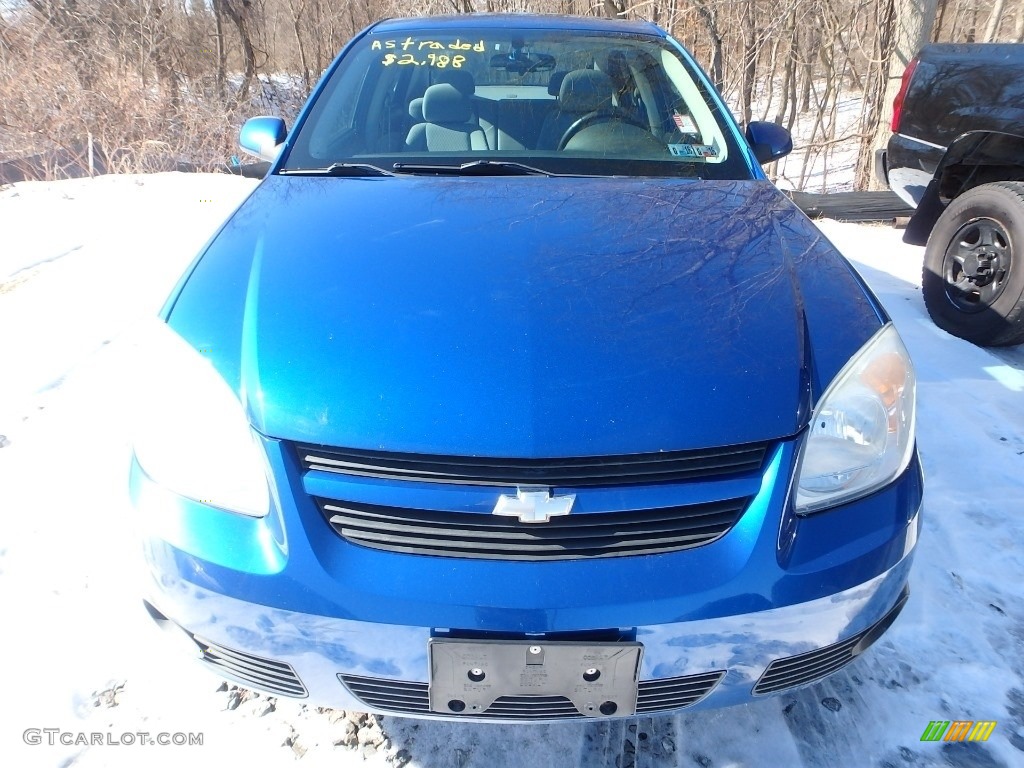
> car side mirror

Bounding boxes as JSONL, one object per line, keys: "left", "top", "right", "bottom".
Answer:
{"left": 239, "top": 117, "right": 287, "bottom": 162}
{"left": 745, "top": 122, "right": 793, "bottom": 165}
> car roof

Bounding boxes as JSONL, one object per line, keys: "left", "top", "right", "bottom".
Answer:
{"left": 369, "top": 13, "right": 664, "bottom": 37}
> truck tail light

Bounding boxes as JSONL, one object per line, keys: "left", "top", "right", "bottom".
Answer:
{"left": 890, "top": 57, "right": 919, "bottom": 133}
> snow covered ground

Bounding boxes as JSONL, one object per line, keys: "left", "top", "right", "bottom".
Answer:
{"left": 720, "top": 77, "right": 866, "bottom": 194}
{"left": 769, "top": 95, "right": 864, "bottom": 194}
{"left": 1, "top": 173, "right": 1022, "bottom": 768}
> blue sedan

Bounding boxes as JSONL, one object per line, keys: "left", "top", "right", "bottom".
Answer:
{"left": 130, "top": 13, "right": 922, "bottom": 721}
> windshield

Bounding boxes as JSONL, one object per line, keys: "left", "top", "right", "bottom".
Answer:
{"left": 281, "top": 26, "right": 752, "bottom": 179}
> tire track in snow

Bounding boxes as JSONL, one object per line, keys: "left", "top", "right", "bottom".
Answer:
{"left": 577, "top": 715, "right": 682, "bottom": 767}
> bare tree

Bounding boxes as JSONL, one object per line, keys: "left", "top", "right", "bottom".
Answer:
{"left": 220, "top": 0, "right": 258, "bottom": 102}
{"left": 2, "top": 0, "right": 1013, "bottom": 187}
{"left": 690, "top": 0, "right": 725, "bottom": 91}
{"left": 982, "top": 0, "right": 1007, "bottom": 41}
{"left": 859, "top": 0, "right": 939, "bottom": 189}
{"left": 23, "top": 0, "right": 95, "bottom": 89}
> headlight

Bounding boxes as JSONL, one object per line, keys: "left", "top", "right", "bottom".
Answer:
{"left": 794, "top": 323, "right": 916, "bottom": 514}
{"left": 131, "top": 320, "right": 270, "bottom": 517}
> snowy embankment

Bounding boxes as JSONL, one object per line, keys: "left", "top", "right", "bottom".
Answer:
{"left": 0, "top": 173, "right": 1022, "bottom": 768}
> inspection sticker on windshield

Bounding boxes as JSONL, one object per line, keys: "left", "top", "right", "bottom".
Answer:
{"left": 669, "top": 144, "right": 717, "bottom": 158}
{"left": 672, "top": 112, "right": 698, "bottom": 133}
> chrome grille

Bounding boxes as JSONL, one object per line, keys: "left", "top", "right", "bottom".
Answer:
{"left": 194, "top": 635, "right": 307, "bottom": 697}
{"left": 297, "top": 442, "right": 770, "bottom": 487}
{"left": 752, "top": 635, "right": 863, "bottom": 695}
{"left": 753, "top": 588, "right": 909, "bottom": 695}
{"left": 635, "top": 670, "right": 725, "bottom": 712}
{"left": 339, "top": 670, "right": 725, "bottom": 719}
{"left": 319, "top": 497, "right": 749, "bottom": 560}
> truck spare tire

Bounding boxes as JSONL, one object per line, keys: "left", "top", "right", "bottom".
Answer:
{"left": 922, "top": 181, "right": 1024, "bottom": 346}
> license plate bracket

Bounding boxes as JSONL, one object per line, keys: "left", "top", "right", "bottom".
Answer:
{"left": 428, "top": 639, "right": 642, "bottom": 718}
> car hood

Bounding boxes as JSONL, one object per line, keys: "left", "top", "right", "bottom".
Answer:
{"left": 166, "top": 175, "right": 883, "bottom": 456}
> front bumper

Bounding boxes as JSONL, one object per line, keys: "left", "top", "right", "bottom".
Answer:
{"left": 144, "top": 562, "right": 911, "bottom": 720}
{"left": 132, "top": 437, "right": 923, "bottom": 720}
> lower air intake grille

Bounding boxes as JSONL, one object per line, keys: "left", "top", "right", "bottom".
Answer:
{"left": 752, "top": 635, "right": 863, "bottom": 695}
{"left": 339, "top": 676, "right": 429, "bottom": 716}
{"left": 635, "top": 670, "right": 725, "bottom": 712}
{"left": 753, "top": 587, "right": 909, "bottom": 695}
{"left": 297, "top": 442, "right": 770, "bottom": 487}
{"left": 339, "top": 671, "right": 724, "bottom": 719}
{"left": 194, "top": 635, "right": 307, "bottom": 697}
{"left": 320, "top": 497, "right": 749, "bottom": 560}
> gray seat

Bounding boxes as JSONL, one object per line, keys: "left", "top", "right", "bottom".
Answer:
{"left": 537, "top": 70, "right": 615, "bottom": 150}
{"left": 436, "top": 69, "right": 475, "bottom": 99}
{"left": 406, "top": 72, "right": 481, "bottom": 151}
{"left": 437, "top": 70, "right": 500, "bottom": 147}
{"left": 405, "top": 97, "right": 427, "bottom": 151}
{"left": 421, "top": 83, "right": 488, "bottom": 151}
{"left": 548, "top": 70, "right": 569, "bottom": 97}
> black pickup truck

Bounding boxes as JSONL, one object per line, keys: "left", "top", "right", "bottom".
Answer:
{"left": 877, "top": 43, "right": 1024, "bottom": 346}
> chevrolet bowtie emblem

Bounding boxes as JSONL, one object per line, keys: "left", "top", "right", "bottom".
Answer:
{"left": 492, "top": 488, "right": 575, "bottom": 524}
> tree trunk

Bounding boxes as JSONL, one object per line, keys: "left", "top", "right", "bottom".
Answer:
{"left": 983, "top": 0, "right": 1006, "bottom": 41}
{"left": 287, "top": 0, "right": 311, "bottom": 90}
{"left": 211, "top": 0, "right": 228, "bottom": 102}
{"left": 799, "top": 27, "right": 820, "bottom": 113}
{"left": 150, "top": 3, "right": 180, "bottom": 110}
{"left": 692, "top": 1, "right": 723, "bottom": 92}
{"left": 963, "top": 0, "right": 980, "bottom": 42}
{"left": 739, "top": 0, "right": 757, "bottom": 125}
{"left": 221, "top": 0, "right": 256, "bottom": 103}
{"left": 760, "top": 38, "right": 781, "bottom": 122}
{"left": 603, "top": 0, "right": 626, "bottom": 19}
{"left": 667, "top": 0, "right": 679, "bottom": 33}
{"left": 933, "top": 0, "right": 950, "bottom": 40}
{"left": 774, "top": 12, "right": 798, "bottom": 129}
{"left": 860, "top": 0, "right": 938, "bottom": 190}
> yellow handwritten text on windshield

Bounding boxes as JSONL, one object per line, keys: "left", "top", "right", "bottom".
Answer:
{"left": 372, "top": 38, "right": 486, "bottom": 52}
{"left": 382, "top": 53, "right": 467, "bottom": 68}
{"left": 373, "top": 38, "right": 485, "bottom": 68}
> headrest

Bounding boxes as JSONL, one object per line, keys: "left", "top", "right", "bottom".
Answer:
{"left": 437, "top": 69, "right": 475, "bottom": 96}
{"left": 605, "top": 51, "right": 631, "bottom": 85}
{"left": 408, "top": 97, "right": 424, "bottom": 122}
{"left": 423, "top": 83, "right": 472, "bottom": 124}
{"left": 547, "top": 71, "right": 569, "bottom": 97}
{"left": 559, "top": 70, "right": 614, "bottom": 113}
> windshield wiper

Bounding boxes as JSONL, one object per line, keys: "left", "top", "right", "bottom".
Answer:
{"left": 391, "top": 160, "right": 558, "bottom": 177}
{"left": 278, "top": 162, "right": 396, "bottom": 177}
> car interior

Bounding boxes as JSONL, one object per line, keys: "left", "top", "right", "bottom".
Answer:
{"left": 390, "top": 55, "right": 701, "bottom": 156}
{"left": 295, "top": 32, "right": 736, "bottom": 174}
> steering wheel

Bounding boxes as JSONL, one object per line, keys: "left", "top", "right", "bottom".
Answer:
{"left": 557, "top": 108, "right": 650, "bottom": 151}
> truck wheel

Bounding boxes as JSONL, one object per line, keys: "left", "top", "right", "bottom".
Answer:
{"left": 922, "top": 181, "right": 1024, "bottom": 346}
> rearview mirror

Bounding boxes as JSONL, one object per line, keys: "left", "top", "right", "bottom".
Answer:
{"left": 489, "top": 52, "right": 555, "bottom": 74}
